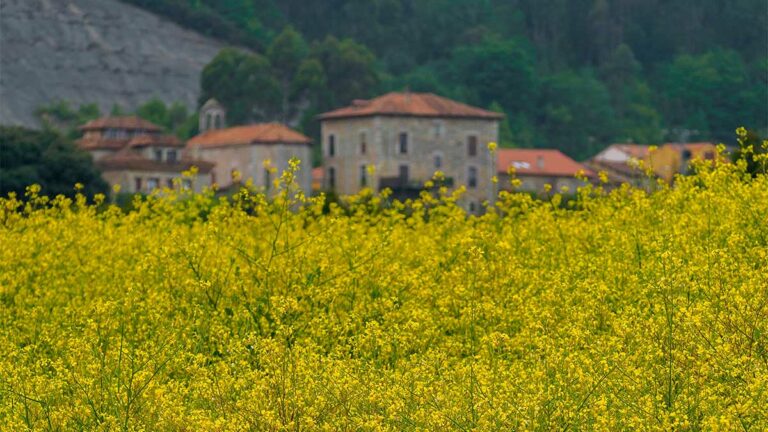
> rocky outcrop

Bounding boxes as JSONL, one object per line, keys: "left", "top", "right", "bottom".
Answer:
{"left": 0, "top": 0, "right": 229, "bottom": 127}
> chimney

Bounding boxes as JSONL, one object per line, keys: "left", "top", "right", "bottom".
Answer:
{"left": 536, "top": 155, "right": 544, "bottom": 170}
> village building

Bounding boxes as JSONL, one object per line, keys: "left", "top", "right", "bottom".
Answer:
{"left": 186, "top": 100, "right": 313, "bottom": 192}
{"left": 586, "top": 142, "right": 719, "bottom": 188}
{"left": 76, "top": 116, "right": 213, "bottom": 193}
{"left": 496, "top": 148, "right": 595, "bottom": 194}
{"left": 317, "top": 92, "right": 501, "bottom": 212}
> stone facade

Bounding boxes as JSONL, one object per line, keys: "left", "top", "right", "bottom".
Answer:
{"left": 188, "top": 143, "right": 312, "bottom": 193}
{"left": 320, "top": 116, "right": 498, "bottom": 211}
{"left": 101, "top": 167, "right": 211, "bottom": 194}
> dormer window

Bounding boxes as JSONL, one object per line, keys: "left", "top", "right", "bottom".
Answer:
{"left": 167, "top": 150, "right": 178, "bottom": 163}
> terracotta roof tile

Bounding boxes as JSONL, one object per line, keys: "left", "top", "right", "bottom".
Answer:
{"left": 79, "top": 116, "right": 162, "bottom": 132}
{"left": 97, "top": 150, "right": 214, "bottom": 173}
{"left": 497, "top": 148, "right": 594, "bottom": 177}
{"left": 187, "top": 123, "right": 311, "bottom": 148}
{"left": 318, "top": 92, "right": 504, "bottom": 120}
{"left": 76, "top": 137, "right": 130, "bottom": 150}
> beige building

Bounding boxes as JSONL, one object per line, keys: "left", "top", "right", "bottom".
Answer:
{"left": 76, "top": 116, "right": 213, "bottom": 193}
{"left": 318, "top": 92, "right": 501, "bottom": 212}
{"left": 186, "top": 100, "right": 312, "bottom": 192}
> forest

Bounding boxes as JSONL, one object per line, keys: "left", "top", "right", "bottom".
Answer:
{"left": 120, "top": 0, "right": 767, "bottom": 160}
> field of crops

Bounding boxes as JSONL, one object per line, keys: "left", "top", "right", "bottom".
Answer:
{"left": 1, "top": 157, "right": 766, "bottom": 431}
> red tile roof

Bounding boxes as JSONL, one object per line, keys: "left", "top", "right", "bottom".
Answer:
{"left": 79, "top": 116, "right": 162, "bottom": 132}
{"left": 77, "top": 138, "right": 130, "bottom": 151}
{"left": 497, "top": 148, "right": 595, "bottom": 177}
{"left": 318, "top": 92, "right": 504, "bottom": 120}
{"left": 187, "top": 123, "right": 311, "bottom": 148}
{"left": 97, "top": 150, "right": 214, "bottom": 173}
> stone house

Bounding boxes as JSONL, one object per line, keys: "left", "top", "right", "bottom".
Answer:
{"left": 496, "top": 148, "right": 595, "bottom": 194}
{"left": 186, "top": 100, "right": 312, "bottom": 192}
{"left": 76, "top": 116, "right": 213, "bottom": 193}
{"left": 317, "top": 92, "right": 501, "bottom": 212}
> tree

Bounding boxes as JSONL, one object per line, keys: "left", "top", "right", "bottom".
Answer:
{"left": 200, "top": 48, "right": 281, "bottom": 124}
{"left": 268, "top": 26, "right": 309, "bottom": 122}
{"left": 538, "top": 70, "right": 616, "bottom": 159}
{"left": 0, "top": 126, "right": 108, "bottom": 197}
{"left": 310, "top": 36, "right": 380, "bottom": 109}
{"left": 662, "top": 49, "right": 762, "bottom": 143}
{"left": 449, "top": 37, "right": 538, "bottom": 116}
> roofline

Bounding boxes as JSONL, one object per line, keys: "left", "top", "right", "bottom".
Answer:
{"left": 186, "top": 140, "right": 312, "bottom": 150}
{"left": 316, "top": 112, "right": 504, "bottom": 121}
{"left": 497, "top": 170, "right": 596, "bottom": 178}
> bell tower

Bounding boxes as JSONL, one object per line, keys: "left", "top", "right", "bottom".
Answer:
{"left": 199, "top": 99, "right": 226, "bottom": 133}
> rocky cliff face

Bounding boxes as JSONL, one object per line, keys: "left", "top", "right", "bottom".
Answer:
{"left": 0, "top": 0, "right": 229, "bottom": 127}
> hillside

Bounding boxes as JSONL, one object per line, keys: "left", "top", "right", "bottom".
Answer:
{"left": 0, "top": 0, "right": 229, "bottom": 128}
{"left": 122, "top": 0, "right": 767, "bottom": 159}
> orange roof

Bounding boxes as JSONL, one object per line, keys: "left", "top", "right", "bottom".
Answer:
{"left": 187, "top": 123, "right": 311, "bottom": 148}
{"left": 76, "top": 137, "right": 130, "bottom": 151}
{"left": 497, "top": 148, "right": 595, "bottom": 178}
{"left": 97, "top": 150, "right": 214, "bottom": 173}
{"left": 318, "top": 92, "right": 504, "bottom": 120}
{"left": 79, "top": 116, "right": 162, "bottom": 132}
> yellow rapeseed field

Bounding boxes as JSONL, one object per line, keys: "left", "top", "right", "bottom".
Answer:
{"left": 1, "top": 151, "right": 767, "bottom": 431}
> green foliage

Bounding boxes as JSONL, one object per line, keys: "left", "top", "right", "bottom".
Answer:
{"left": 125, "top": 0, "right": 767, "bottom": 158}
{"left": 200, "top": 48, "right": 281, "bottom": 124}
{"left": 35, "top": 101, "right": 101, "bottom": 139}
{"left": 662, "top": 49, "right": 763, "bottom": 142}
{"left": 0, "top": 126, "right": 108, "bottom": 197}
{"left": 538, "top": 71, "right": 616, "bottom": 160}
{"left": 135, "top": 98, "right": 198, "bottom": 139}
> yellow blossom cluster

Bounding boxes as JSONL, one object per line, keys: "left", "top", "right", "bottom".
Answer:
{"left": 0, "top": 156, "right": 766, "bottom": 431}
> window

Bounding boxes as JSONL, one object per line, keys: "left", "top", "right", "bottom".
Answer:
{"left": 206, "top": 113, "right": 212, "bottom": 130}
{"left": 399, "top": 132, "right": 408, "bottom": 154}
{"left": 167, "top": 150, "right": 178, "bottom": 163}
{"left": 468, "top": 201, "right": 477, "bottom": 213}
{"left": 328, "top": 134, "right": 336, "bottom": 157}
{"left": 154, "top": 149, "right": 163, "bottom": 161}
{"left": 264, "top": 169, "right": 271, "bottom": 191}
{"left": 398, "top": 164, "right": 409, "bottom": 183}
{"left": 182, "top": 179, "right": 192, "bottom": 190}
{"left": 214, "top": 114, "right": 222, "bottom": 129}
{"left": 360, "top": 165, "right": 367, "bottom": 187}
{"left": 468, "top": 166, "right": 478, "bottom": 188}
{"left": 327, "top": 167, "right": 336, "bottom": 189}
{"left": 360, "top": 132, "right": 367, "bottom": 155}
{"left": 434, "top": 154, "right": 442, "bottom": 169}
{"left": 147, "top": 177, "right": 159, "bottom": 191}
{"left": 167, "top": 178, "right": 174, "bottom": 188}
{"left": 468, "top": 135, "right": 478, "bottom": 157}
{"left": 434, "top": 121, "right": 443, "bottom": 138}
{"left": 134, "top": 177, "right": 142, "bottom": 192}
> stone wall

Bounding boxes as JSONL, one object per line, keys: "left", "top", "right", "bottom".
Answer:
{"left": 321, "top": 116, "right": 499, "bottom": 209}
